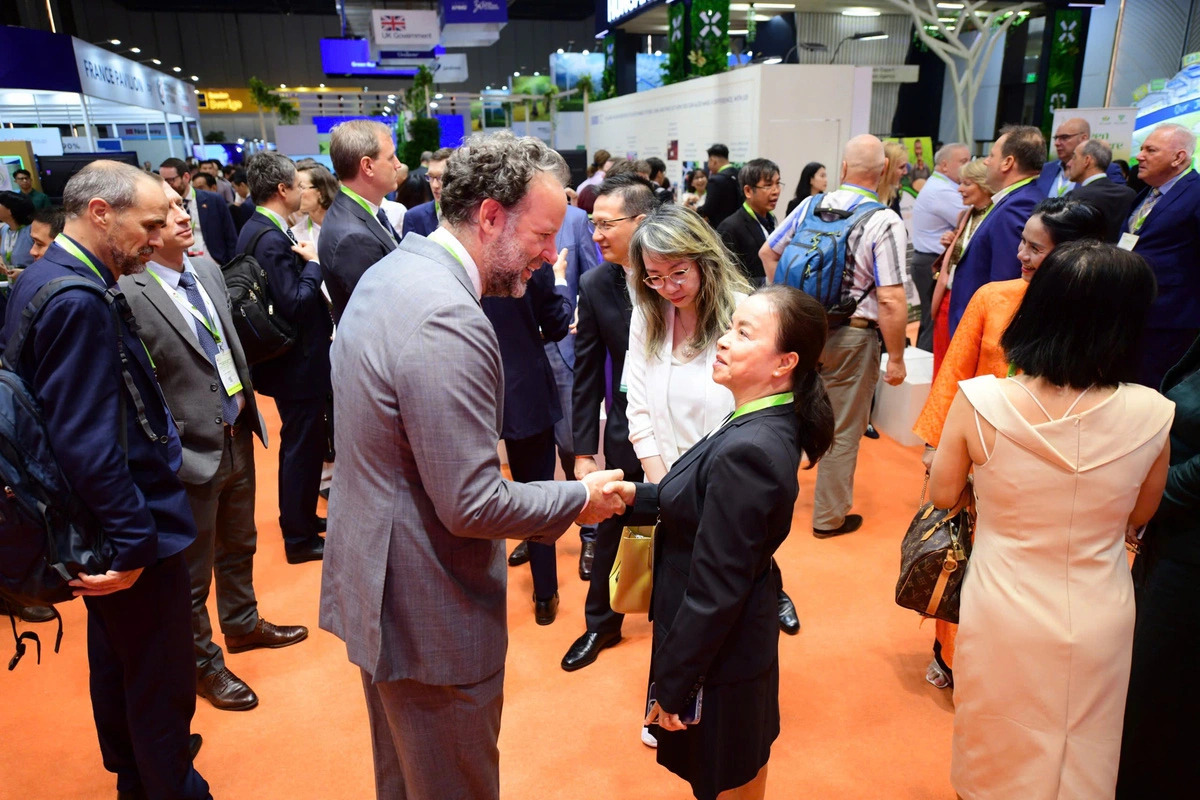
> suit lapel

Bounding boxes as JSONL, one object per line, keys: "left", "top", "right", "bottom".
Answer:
{"left": 1142, "top": 171, "right": 1196, "bottom": 231}
{"left": 131, "top": 270, "right": 209, "bottom": 361}
{"left": 344, "top": 193, "right": 398, "bottom": 251}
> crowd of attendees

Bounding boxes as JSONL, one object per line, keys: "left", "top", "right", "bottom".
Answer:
{"left": 2, "top": 115, "right": 1199, "bottom": 800}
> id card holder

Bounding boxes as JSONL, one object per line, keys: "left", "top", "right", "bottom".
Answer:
{"left": 215, "top": 349, "right": 244, "bottom": 396}
{"left": 647, "top": 681, "right": 703, "bottom": 725}
{"left": 1117, "top": 232, "right": 1139, "bottom": 251}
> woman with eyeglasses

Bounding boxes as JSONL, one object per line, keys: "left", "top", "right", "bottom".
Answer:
{"left": 290, "top": 160, "right": 339, "bottom": 252}
{"left": 625, "top": 204, "right": 803, "bottom": 740}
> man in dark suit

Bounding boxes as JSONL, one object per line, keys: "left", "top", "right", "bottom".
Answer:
{"left": 3, "top": 161, "right": 209, "bottom": 799}
{"left": 1065, "top": 139, "right": 1137, "bottom": 243}
{"left": 121, "top": 179, "right": 308, "bottom": 712}
{"left": 718, "top": 158, "right": 780, "bottom": 286}
{"left": 483, "top": 257, "right": 573, "bottom": 623}
{"left": 949, "top": 125, "right": 1046, "bottom": 337}
{"left": 159, "top": 158, "right": 238, "bottom": 264}
{"left": 1035, "top": 116, "right": 1126, "bottom": 197}
{"left": 236, "top": 152, "right": 332, "bottom": 564}
{"left": 400, "top": 147, "right": 451, "bottom": 240}
{"left": 1121, "top": 123, "right": 1200, "bottom": 387}
{"left": 318, "top": 120, "right": 402, "bottom": 321}
{"left": 561, "top": 174, "right": 658, "bottom": 671}
{"left": 699, "top": 143, "right": 741, "bottom": 228}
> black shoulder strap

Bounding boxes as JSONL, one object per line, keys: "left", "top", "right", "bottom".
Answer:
{"left": 3, "top": 277, "right": 106, "bottom": 368}
{"left": 239, "top": 225, "right": 274, "bottom": 260}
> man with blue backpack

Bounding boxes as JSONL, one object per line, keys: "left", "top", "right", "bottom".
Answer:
{"left": 760, "top": 134, "right": 912, "bottom": 538}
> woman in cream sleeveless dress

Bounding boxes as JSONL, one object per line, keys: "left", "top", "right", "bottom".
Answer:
{"left": 943, "top": 374, "right": 1172, "bottom": 799}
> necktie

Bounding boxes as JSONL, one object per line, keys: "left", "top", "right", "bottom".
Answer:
{"left": 284, "top": 225, "right": 298, "bottom": 245}
{"left": 177, "top": 272, "right": 240, "bottom": 425}
{"left": 1130, "top": 188, "right": 1162, "bottom": 234}
{"left": 182, "top": 197, "right": 191, "bottom": 216}
{"left": 376, "top": 208, "right": 401, "bottom": 244}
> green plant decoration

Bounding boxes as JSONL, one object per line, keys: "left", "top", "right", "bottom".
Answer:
{"left": 600, "top": 35, "right": 617, "bottom": 100}
{"left": 405, "top": 65, "right": 436, "bottom": 120}
{"left": 276, "top": 100, "right": 300, "bottom": 126}
{"left": 690, "top": 0, "right": 731, "bottom": 77}
{"left": 575, "top": 73, "right": 595, "bottom": 102}
{"left": 203, "top": 131, "right": 226, "bottom": 143}
{"left": 662, "top": 0, "right": 690, "bottom": 85}
{"left": 403, "top": 117, "right": 441, "bottom": 170}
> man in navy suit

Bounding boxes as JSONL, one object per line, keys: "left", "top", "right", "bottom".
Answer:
{"left": 236, "top": 152, "right": 332, "bottom": 564}
{"left": 949, "top": 125, "right": 1046, "bottom": 337}
{"left": 400, "top": 147, "right": 451, "bottom": 240}
{"left": 3, "top": 161, "right": 209, "bottom": 799}
{"left": 1035, "top": 117, "right": 1126, "bottom": 198}
{"left": 482, "top": 257, "right": 573, "bottom": 623}
{"left": 1122, "top": 123, "right": 1200, "bottom": 388}
{"left": 160, "top": 158, "right": 238, "bottom": 264}
{"left": 318, "top": 120, "right": 402, "bottom": 321}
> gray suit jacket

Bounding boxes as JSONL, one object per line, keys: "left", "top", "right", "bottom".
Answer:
{"left": 319, "top": 233, "right": 588, "bottom": 686}
{"left": 119, "top": 255, "right": 264, "bottom": 485}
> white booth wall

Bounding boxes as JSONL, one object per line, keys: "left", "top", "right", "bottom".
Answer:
{"left": 587, "top": 64, "right": 872, "bottom": 197}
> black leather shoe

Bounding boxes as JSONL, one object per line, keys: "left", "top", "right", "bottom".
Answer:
{"left": 777, "top": 590, "right": 800, "bottom": 635}
{"left": 578, "top": 540, "right": 595, "bottom": 581}
{"left": 814, "top": 514, "right": 864, "bottom": 539}
{"left": 285, "top": 537, "right": 324, "bottom": 564}
{"left": 197, "top": 667, "right": 258, "bottom": 711}
{"left": 534, "top": 592, "right": 559, "bottom": 625}
{"left": 561, "top": 630, "right": 622, "bottom": 671}
{"left": 314, "top": 516, "right": 327, "bottom": 533}
{"left": 864, "top": 424, "right": 880, "bottom": 439}
{"left": 225, "top": 618, "right": 309, "bottom": 653}
{"left": 508, "top": 541, "right": 530, "bottom": 567}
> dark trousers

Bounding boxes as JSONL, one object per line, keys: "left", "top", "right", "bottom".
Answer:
{"left": 274, "top": 394, "right": 329, "bottom": 548}
{"left": 503, "top": 427, "right": 558, "bottom": 600}
{"left": 85, "top": 552, "right": 210, "bottom": 800}
{"left": 585, "top": 459, "right": 644, "bottom": 635}
{"left": 1136, "top": 327, "right": 1200, "bottom": 389}
{"left": 544, "top": 342, "right": 596, "bottom": 543}
{"left": 182, "top": 424, "right": 259, "bottom": 676}
{"left": 911, "top": 250, "right": 939, "bottom": 352}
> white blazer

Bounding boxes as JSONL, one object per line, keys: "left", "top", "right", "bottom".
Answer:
{"left": 626, "top": 293, "right": 746, "bottom": 469}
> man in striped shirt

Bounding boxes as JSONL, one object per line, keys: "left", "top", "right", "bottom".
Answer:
{"left": 760, "top": 134, "right": 912, "bottom": 537}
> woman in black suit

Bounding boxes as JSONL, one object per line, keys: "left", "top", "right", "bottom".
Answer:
{"left": 605, "top": 284, "right": 834, "bottom": 800}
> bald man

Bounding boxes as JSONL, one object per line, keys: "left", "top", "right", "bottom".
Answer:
{"left": 1035, "top": 116, "right": 1126, "bottom": 197}
{"left": 760, "top": 134, "right": 913, "bottom": 537}
{"left": 1117, "top": 123, "right": 1200, "bottom": 387}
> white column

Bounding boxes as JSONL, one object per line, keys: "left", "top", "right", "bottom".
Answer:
{"left": 163, "top": 110, "right": 176, "bottom": 159}
{"left": 78, "top": 94, "right": 97, "bottom": 150}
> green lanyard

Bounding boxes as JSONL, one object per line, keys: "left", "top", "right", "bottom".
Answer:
{"left": 730, "top": 392, "right": 794, "bottom": 420}
{"left": 719, "top": 163, "right": 737, "bottom": 174}
{"left": 339, "top": 185, "right": 374, "bottom": 216}
{"left": 2, "top": 224, "right": 21, "bottom": 265}
{"left": 53, "top": 234, "right": 156, "bottom": 369}
{"left": 838, "top": 184, "right": 879, "bottom": 202}
{"left": 146, "top": 267, "right": 223, "bottom": 345}
{"left": 255, "top": 206, "right": 289, "bottom": 233}
{"left": 434, "top": 236, "right": 465, "bottom": 266}
{"left": 978, "top": 176, "right": 1035, "bottom": 225}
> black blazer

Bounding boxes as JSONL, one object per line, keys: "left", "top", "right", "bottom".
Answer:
{"left": 717, "top": 203, "right": 775, "bottom": 285}
{"left": 235, "top": 211, "right": 332, "bottom": 400}
{"left": 1067, "top": 176, "right": 1137, "bottom": 243}
{"left": 1148, "top": 333, "right": 1200, "bottom": 565}
{"left": 700, "top": 166, "right": 741, "bottom": 228}
{"left": 191, "top": 188, "right": 239, "bottom": 265}
{"left": 401, "top": 201, "right": 439, "bottom": 240}
{"left": 481, "top": 262, "right": 572, "bottom": 441}
{"left": 318, "top": 191, "right": 398, "bottom": 322}
{"left": 625, "top": 404, "right": 801, "bottom": 713}
{"left": 1123, "top": 170, "right": 1200, "bottom": 331}
{"left": 572, "top": 262, "right": 639, "bottom": 474}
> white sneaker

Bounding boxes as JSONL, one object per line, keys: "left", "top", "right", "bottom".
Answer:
{"left": 641, "top": 725, "right": 658, "bottom": 748}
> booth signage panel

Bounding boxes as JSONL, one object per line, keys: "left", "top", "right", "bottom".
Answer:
{"left": 0, "top": 27, "right": 81, "bottom": 93}
{"left": 605, "top": 0, "right": 663, "bottom": 26}
{"left": 0, "top": 128, "right": 65, "bottom": 156}
{"left": 73, "top": 39, "right": 197, "bottom": 117}
{"left": 441, "top": 0, "right": 507, "bottom": 24}
{"left": 434, "top": 53, "right": 469, "bottom": 83}
{"left": 871, "top": 66, "right": 919, "bottom": 84}
{"left": 197, "top": 89, "right": 259, "bottom": 113}
{"left": 1052, "top": 106, "right": 1137, "bottom": 164}
{"left": 371, "top": 9, "right": 441, "bottom": 48}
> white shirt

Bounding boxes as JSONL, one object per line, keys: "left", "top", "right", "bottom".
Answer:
{"left": 290, "top": 214, "right": 321, "bottom": 252}
{"left": 147, "top": 257, "right": 246, "bottom": 415}
{"left": 1049, "top": 164, "right": 1074, "bottom": 197}
{"left": 381, "top": 199, "right": 407, "bottom": 234}
{"left": 428, "top": 227, "right": 482, "bottom": 299}
{"left": 910, "top": 171, "right": 966, "bottom": 254}
{"left": 184, "top": 188, "right": 208, "bottom": 255}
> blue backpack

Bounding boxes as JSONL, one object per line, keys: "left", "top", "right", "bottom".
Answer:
{"left": 0, "top": 277, "right": 153, "bottom": 668}
{"left": 773, "top": 194, "right": 885, "bottom": 322}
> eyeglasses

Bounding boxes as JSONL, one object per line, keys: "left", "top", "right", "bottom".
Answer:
{"left": 642, "top": 266, "right": 692, "bottom": 289}
{"left": 297, "top": 183, "right": 315, "bottom": 190}
{"left": 753, "top": 181, "right": 782, "bottom": 190}
{"left": 594, "top": 214, "right": 636, "bottom": 232}
{"left": 1053, "top": 132, "right": 1085, "bottom": 143}
{"left": 424, "top": 174, "right": 444, "bottom": 183}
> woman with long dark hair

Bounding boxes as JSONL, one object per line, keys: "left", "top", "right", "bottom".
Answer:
{"left": 607, "top": 284, "right": 834, "bottom": 800}
{"left": 785, "top": 161, "right": 826, "bottom": 215}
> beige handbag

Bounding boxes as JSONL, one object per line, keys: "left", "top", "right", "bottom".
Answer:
{"left": 609, "top": 525, "right": 655, "bottom": 614}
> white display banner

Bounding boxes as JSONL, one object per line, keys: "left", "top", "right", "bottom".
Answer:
{"left": 73, "top": 39, "right": 198, "bottom": 118}
{"left": 1051, "top": 106, "right": 1138, "bottom": 164}
{"left": 0, "top": 127, "right": 64, "bottom": 156}
{"left": 371, "top": 9, "right": 441, "bottom": 48}
{"left": 434, "top": 53, "right": 469, "bottom": 83}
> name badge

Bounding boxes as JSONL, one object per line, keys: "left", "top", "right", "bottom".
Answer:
{"left": 1117, "top": 232, "right": 1139, "bottom": 251}
{"left": 215, "top": 349, "right": 243, "bottom": 396}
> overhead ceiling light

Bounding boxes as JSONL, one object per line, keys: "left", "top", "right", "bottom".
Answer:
{"left": 556, "top": 48, "right": 564, "bottom": 54}
{"left": 109, "top": 39, "right": 121, "bottom": 45}
{"left": 842, "top": 8, "right": 881, "bottom": 16}
{"left": 151, "top": 58, "right": 161, "bottom": 65}
{"left": 429, "top": 102, "right": 439, "bottom": 108}
{"left": 434, "top": 92, "right": 443, "bottom": 99}
{"left": 190, "top": 75, "right": 199, "bottom": 81}
{"left": 533, "top": 71, "right": 540, "bottom": 76}
{"left": 763, "top": 57, "right": 783, "bottom": 64}
{"left": 513, "top": 70, "right": 520, "bottom": 76}
{"left": 279, "top": 83, "right": 286, "bottom": 88}
{"left": 129, "top": 47, "right": 141, "bottom": 53}
{"left": 855, "top": 32, "right": 888, "bottom": 41}
{"left": 654, "top": 50, "right": 661, "bottom": 56}
{"left": 729, "top": 29, "right": 749, "bottom": 35}
{"left": 582, "top": 49, "right": 589, "bottom": 55}
{"left": 172, "top": 66, "right": 182, "bottom": 72}
{"left": 937, "top": 2, "right": 965, "bottom": 7}
{"left": 319, "top": 83, "right": 325, "bottom": 88}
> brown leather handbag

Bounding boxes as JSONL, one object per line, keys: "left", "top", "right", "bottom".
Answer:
{"left": 895, "top": 481, "right": 974, "bottom": 623}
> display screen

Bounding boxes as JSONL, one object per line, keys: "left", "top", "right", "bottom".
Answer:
{"left": 320, "top": 39, "right": 420, "bottom": 78}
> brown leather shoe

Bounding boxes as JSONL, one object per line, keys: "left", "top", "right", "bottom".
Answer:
{"left": 225, "top": 618, "right": 309, "bottom": 654}
{"left": 197, "top": 667, "right": 258, "bottom": 711}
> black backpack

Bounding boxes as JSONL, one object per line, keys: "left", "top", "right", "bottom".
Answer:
{"left": 221, "top": 226, "right": 296, "bottom": 365}
{"left": 0, "top": 277, "right": 157, "bottom": 669}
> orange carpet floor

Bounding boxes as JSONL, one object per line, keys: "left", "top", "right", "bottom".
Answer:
{"left": 1, "top": 395, "right": 955, "bottom": 799}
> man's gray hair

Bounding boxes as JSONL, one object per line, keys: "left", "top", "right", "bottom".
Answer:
{"left": 330, "top": 119, "right": 391, "bottom": 179}
{"left": 934, "top": 142, "right": 968, "bottom": 167}
{"left": 1076, "top": 138, "right": 1112, "bottom": 171}
{"left": 246, "top": 152, "right": 297, "bottom": 205}
{"left": 440, "top": 132, "right": 569, "bottom": 227}
{"left": 62, "top": 160, "right": 154, "bottom": 219}
{"left": 1155, "top": 123, "right": 1198, "bottom": 158}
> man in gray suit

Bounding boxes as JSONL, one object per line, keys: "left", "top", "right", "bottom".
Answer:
{"left": 121, "top": 179, "right": 308, "bottom": 712}
{"left": 320, "top": 132, "right": 625, "bottom": 800}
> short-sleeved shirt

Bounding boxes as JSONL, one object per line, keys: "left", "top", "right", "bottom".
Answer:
{"left": 767, "top": 184, "right": 913, "bottom": 321}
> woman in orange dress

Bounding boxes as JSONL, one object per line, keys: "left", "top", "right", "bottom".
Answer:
{"left": 913, "top": 197, "right": 1109, "bottom": 689}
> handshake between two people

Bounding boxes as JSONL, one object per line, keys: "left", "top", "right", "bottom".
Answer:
{"left": 572, "top": 456, "right": 642, "bottom": 526}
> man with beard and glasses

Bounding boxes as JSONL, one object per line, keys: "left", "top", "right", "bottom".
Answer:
{"left": 320, "top": 132, "right": 628, "bottom": 800}
{"left": 2, "top": 160, "right": 210, "bottom": 800}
